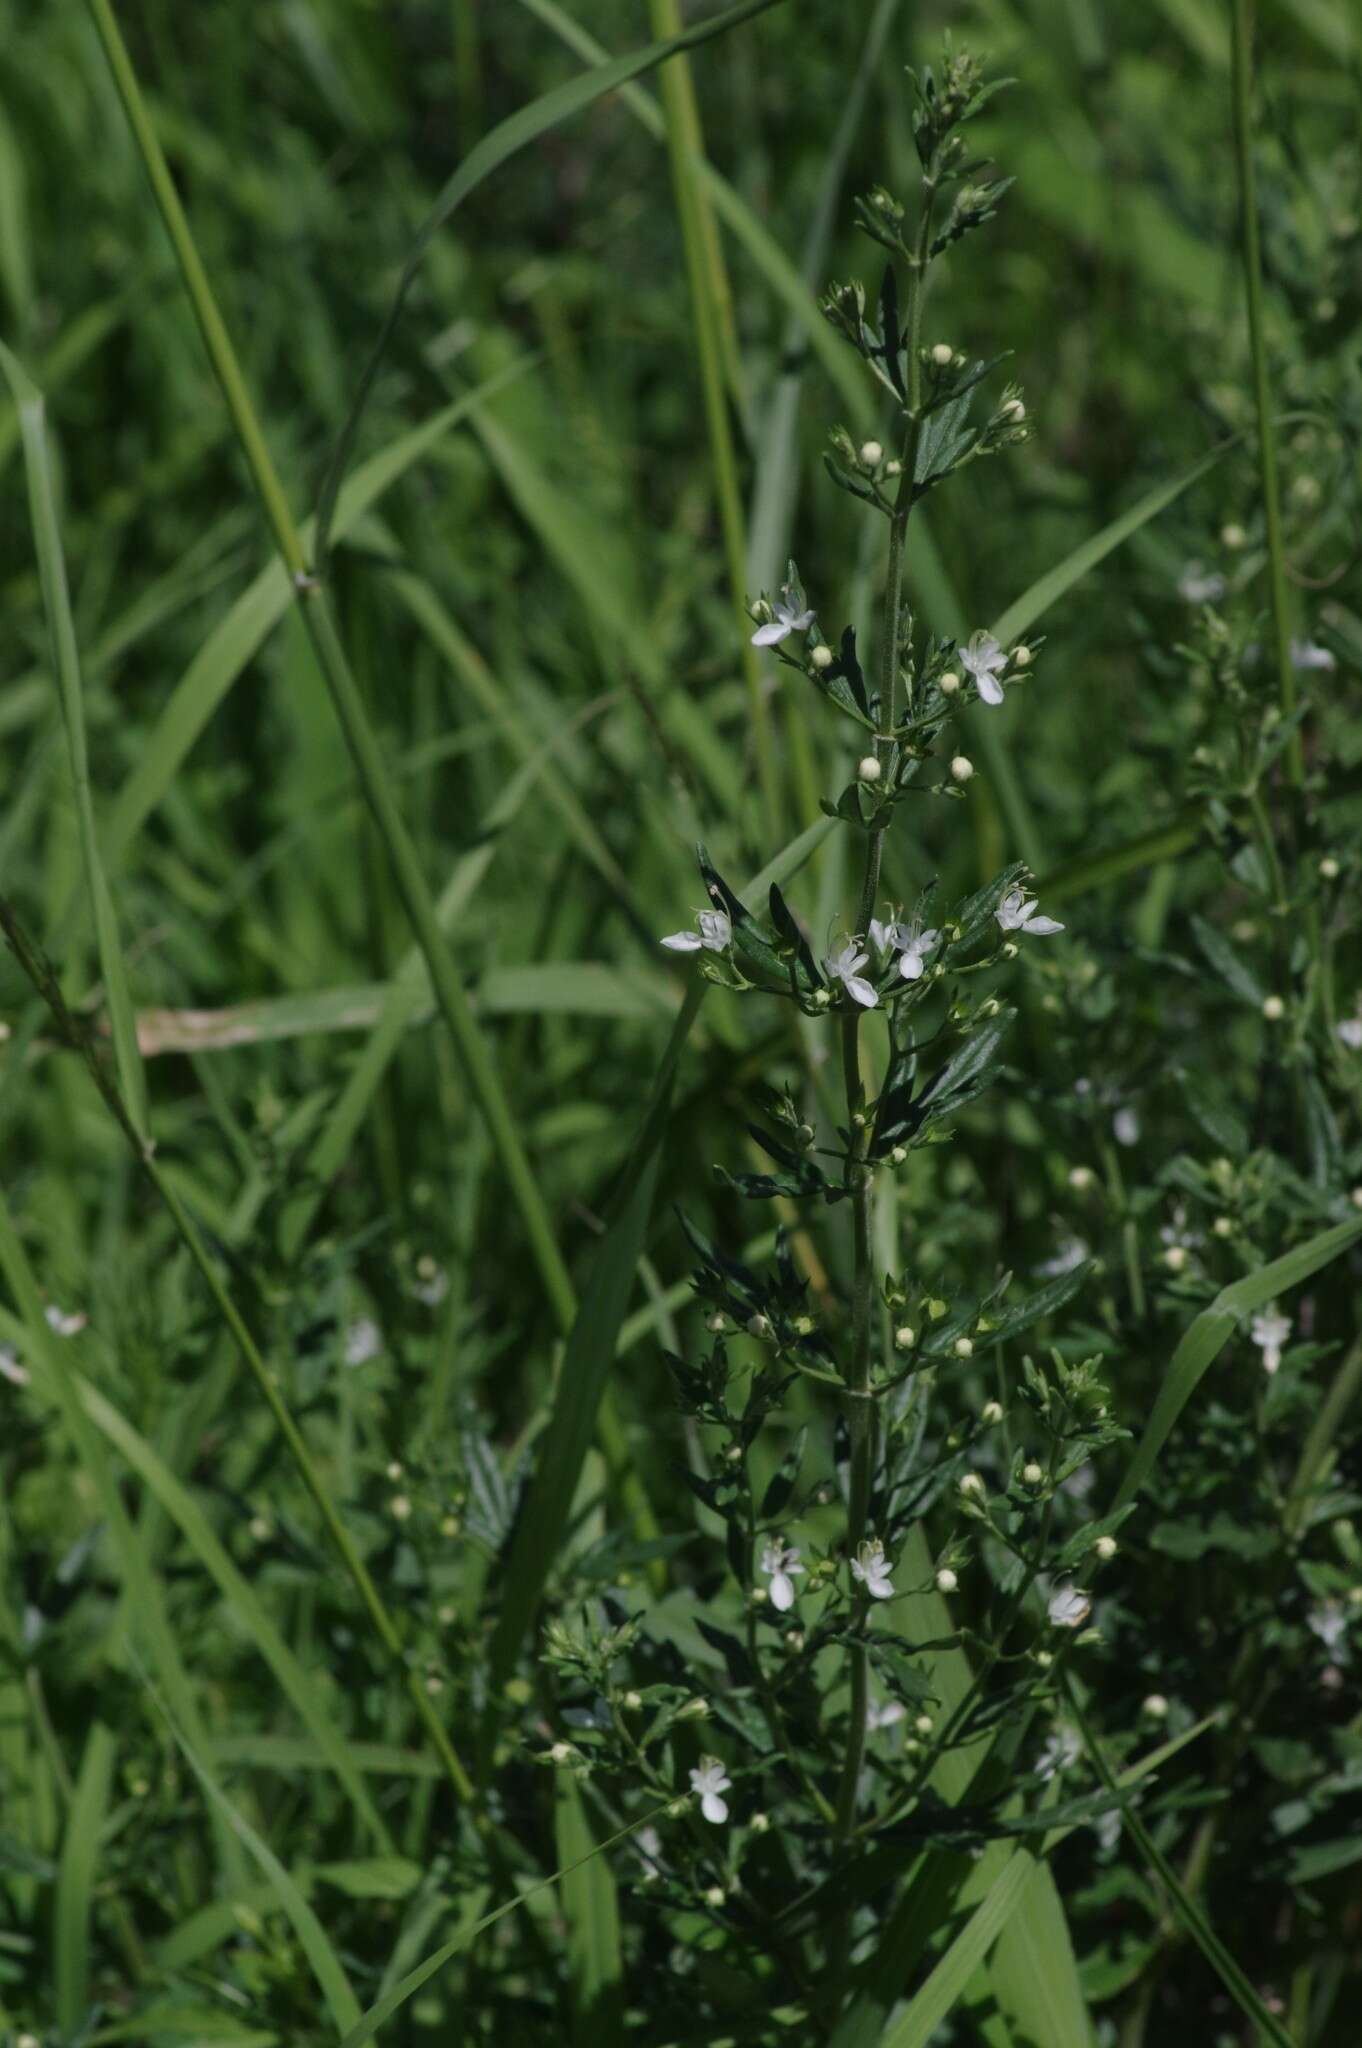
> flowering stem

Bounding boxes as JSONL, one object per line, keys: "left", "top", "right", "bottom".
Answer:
{"left": 831, "top": 178, "right": 937, "bottom": 1849}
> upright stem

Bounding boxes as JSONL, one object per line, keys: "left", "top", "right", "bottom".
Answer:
{"left": 831, "top": 180, "right": 935, "bottom": 1844}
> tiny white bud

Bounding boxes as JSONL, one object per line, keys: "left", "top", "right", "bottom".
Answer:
{"left": 890, "top": 1144, "right": 908, "bottom": 1165}
{"left": 939, "top": 670, "right": 960, "bottom": 694}
{"left": 959, "top": 1472, "right": 986, "bottom": 1498}
{"left": 440, "top": 1514, "right": 461, "bottom": 1537}
{"left": 438, "top": 1603, "right": 456, "bottom": 1625}
{"left": 705, "top": 1885, "right": 726, "bottom": 1908}
{"left": 1162, "top": 1245, "right": 1188, "bottom": 1273}
{"left": 792, "top": 1312, "right": 816, "bottom": 1336}
{"left": 950, "top": 755, "right": 975, "bottom": 784}
{"left": 386, "top": 1459, "right": 404, "bottom": 1480}
{"left": 248, "top": 1515, "right": 271, "bottom": 1542}
{"left": 858, "top": 755, "right": 883, "bottom": 784}
{"left": 1034, "top": 1648, "right": 1053, "bottom": 1669}
{"left": 953, "top": 1336, "right": 974, "bottom": 1359}
{"left": 749, "top": 1809, "right": 770, "bottom": 1833}
{"left": 550, "top": 1741, "right": 573, "bottom": 1763}
{"left": 811, "top": 988, "right": 832, "bottom": 1010}
{"left": 389, "top": 1494, "right": 412, "bottom": 1521}
{"left": 981, "top": 1400, "right": 1004, "bottom": 1425}
{"left": 931, "top": 342, "right": 953, "bottom": 366}
{"left": 1141, "top": 1693, "right": 1169, "bottom": 1720}
{"left": 746, "top": 1313, "right": 772, "bottom": 1340}
{"left": 1095, "top": 1535, "right": 1118, "bottom": 1561}
{"left": 1319, "top": 856, "right": 1340, "bottom": 880}
{"left": 1261, "top": 995, "right": 1285, "bottom": 1021}
{"left": 810, "top": 644, "right": 834, "bottom": 670}
{"left": 1001, "top": 397, "right": 1026, "bottom": 423}
{"left": 1010, "top": 644, "right": 1032, "bottom": 667}
{"left": 894, "top": 1324, "right": 918, "bottom": 1353}
{"left": 1001, "top": 940, "right": 1018, "bottom": 959}
{"left": 936, "top": 1568, "right": 958, "bottom": 1593}
{"left": 859, "top": 439, "right": 884, "bottom": 466}
{"left": 1352, "top": 1186, "right": 1362, "bottom": 1210}
{"left": 1221, "top": 522, "right": 1246, "bottom": 549}
{"left": 1212, "top": 1216, "right": 1233, "bottom": 1239}
{"left": 1068, "top": 1166, "right": 1095, "bottom": 1192}
{"left": 425, "top": 1673, "right": 444, "bottom": 1695}
{"left": 914, "top": 1713, "right": 934, "bottom": 1735}
{"left": 706, "top": 1310, "right": 727, "bottom": 1333}
{"left": 1022, "top": 1461, "right": 1044, "bottom": 1487}
{"left": 751, "top": 1585, "right": 768, "bottom": 1605}
{"left": 884, "top": 457, "right": 902, "bottom": 476}
{"left": 679, "top": 1696, "right": 709, "bottom": 1720}
{"left": 786, "top": 1629, "right": 805, "bottom": 1651}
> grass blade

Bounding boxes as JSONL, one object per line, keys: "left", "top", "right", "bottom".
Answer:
{"left": 54, "top": 1723, "right": 117, "bottom": 2037}
{"left": 556, "top": 1777, "right": 624, "bottom": 2041}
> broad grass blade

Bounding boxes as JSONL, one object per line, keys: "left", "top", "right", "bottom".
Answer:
{"left": 556, "top": 1777, "right": 625, "bottom": 2041}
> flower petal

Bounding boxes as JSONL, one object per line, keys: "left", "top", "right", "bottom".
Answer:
{"left": 846, "top": 976, "right": 879, "bottom": 1008}
{"left": 660, "top": 931, "right": 702, "bottom": 951}
{"left": 899, "top": 951, "right": 925, "bottom": 981}
{"left": 701, "top": 1793, "right": 729, "bottom": 1825}
{"left": 751, "top": 620, "right": 790, "bottom": 647}
{"left": 975, "top": 672, "right": 1005, "bottom": 706}
{"left": 770, "top": 1573, "right": 794, "bottom": 1612}
{"left": 1024, "top": 915, "right": 1064, "bottom": 935}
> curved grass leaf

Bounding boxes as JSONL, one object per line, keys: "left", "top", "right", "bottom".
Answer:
{"left": 313, "top": 0, "right": 790, "bottom": 566}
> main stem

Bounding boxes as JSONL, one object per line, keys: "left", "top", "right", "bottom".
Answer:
{"left": 831, "top": 183, "right": 934, "bottom": 1844}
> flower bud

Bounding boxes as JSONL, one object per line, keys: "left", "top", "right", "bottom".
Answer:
{"left": 858, "top": 755, "right": 883, "bottom": 784}
{"left": 679, "top": 1696, "right": 709, "bottom": 1720}
{"left": 1141, "top": 1693, "right": 1169, "bottom": 1720}
{"left": 1319, "top": 856, "right": 1340, "bottom": 880}
{"left": 936, "top": 1568, "right": 958, "bottom": 1593}
{"left": 884, "top": 458, "right": 902, "bottom": 476}
{"left": 1010, "top": 643, "right": 1032, "bottom": 667}
{"left": 624, "top": 1690, "right": 643, "bottom": 1710}
{"left": 792, "top": 1312, "right": 816, "bottom": 1336}
{"left": 389, "top": 1494, "right": 412, "bottom": 1521}
{"left": 953, "top": 1336, "right": 974, "bottom": 1359}
{"left": 1162, "top": 1245, "right": 1188, "bottom": 1273}
{"left": 981, "top": 1400, "right": 1004, "bottom": 1425}
{"left": 1221, "top": 522, "right": 1246, "bottom": 549}
{"left": 1068, "top": 1166, "right": 1095, "bottom": 1192}
{"left": 939, "top": 670, "right": 960, "bottom": 694}
{"left": 386, "top": 1459, "right": 404, "bottom": 1480}
{"left": 928, "top": 1298, "right": 949, "bottom": 1320}
{"left": 1022, "top": 1461, "right": 1043, "bottom": 1487}
{"left": 1034, "top": 1648, "right": 1053, "bottom": 1669}
{"left": 746, "top": 1313, "right": 772, "bottom": 1340}
{"left": 959, "top": 1472, "right": 986, "bottom": 1498}
{"left": 704, "top": 1885, "right": 726, "bottom": 1908}
{"left": 894, "top": 1324, "right": 918, "bottom": 1353}
{"left": 749, "top": 1810, "right": 770, "bottom": 1833}
{"left": 1095, "top": 1536, "right": 1118, "bottom": 1561}
{"left": 1261, "top": 995, "right": 1285, "bottom": 1021}
{"left": 859, "top": 439, "right": 884, "bottom": 466}
{"left": 810, "top": 644, "right": 833, "bottom": 670}
{"left": 706, "top": 1310, "right": 726, "bottom": 1333}
{"left": 1001, "top": 941, "right": 1018, "bottom": 960}
{"left": 1352, "top": 1187, "right": 1362, "bottom": 1210}
{"left": 1212, "top": 1216, "right": 1233, "bottom": 1239}
{"left": 750, "top": 1585, "right": 767, "bottom": 1605}
{"left": 890, "top": 1144, "right": 908, "bottom": 1165}
{"left": 950, "top": 755, "right": 975, "bottom": 784}
{"left": 550, "top": 1741, "right": 573, "bottom": 1763}
{"left": 931, "top": 342, "right": 953, "bottom": 366}
{"left": 440, "top": 1514, "right": 461, "bottom": 1537}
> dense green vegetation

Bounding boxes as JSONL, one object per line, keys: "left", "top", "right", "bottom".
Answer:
{"left": 2, "top": 2, "right": 1360, "bottom": 2042}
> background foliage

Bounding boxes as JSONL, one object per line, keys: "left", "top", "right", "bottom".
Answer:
{"left": 1, "top": 0, "right": 1360, "bottom": 2043}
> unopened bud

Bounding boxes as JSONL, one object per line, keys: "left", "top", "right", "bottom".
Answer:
{"left": 550, "top": 1741, "right": 573, "bottom": 1763}
{"left": 931, "top": 342, "right": 953, "bottom": 366}
{"left": 950, "top": 755, "right": 975, "bottom": 783}
{"left": 1068, "top": 1166, "right": 1095, "bottom": 1192}
{"left": 959, "top": 1472, "right": 986, "bottom": 1498}
{"left": 746, "top": 1313, "right": 772, "bottom": 1340}
{"left": 939, "top": 670, "right": 960, "bottom": 694}
{"left": 936, "top": 1568, "right": 958, "bottom": 1593}
{"left": 810, "top": 644, "right": 834, "bottom": 670}
{"left": 1221, "top": 522, "right": 1246, "bottom": 549}
{"left": 679, "top": 1696, "right": 709, "bottom": 1720}
{"left": 1001, "top": 397, "right": 1025, "bottom": 423}
{"left": 858, "top": 755, "right": 883, "bottom": 784}
{"left": 860, "top": 439, "right": 884, "bottom": 466}
{"left": 1319, "top": 856, "right": 1340, "bottom": 880}
{"left": 389, "top": 1494, "right": 412, "bottom": 1521}
{"left": 749, "top": 1811, "right": 770, "bottom": 1833}
{"left": 1010, "top": 644, "right": 1032, "bottom": 667}
{"left": 982, "top": 1400, "right": 1004, "bottom": 1425}
{"left": 1022, "top": 1461, "right": 1044, "bottom": 1487}
{"left": 1162, "top": 1245, "right": 1188, "bottom": 1273}
{"left": 624, "top": 1690, "right": 643, "bottom": 1710}
{"left": 1095, "top": 1536, "right": 1118, "bottom": 1561}
{"left": 1141, "top": 1693, "right": 1169, "bottom": 1720}
{"left": 1261, "top": 995, "right": 1285, "bottom": 1021}
{"left": 953, "top": 1336, "right": 974, "bottom": 1359}
{"left": 706, "top": 1311, "right": 726, "bottom": 1333}
{"left": 704, "top": 1885, "right": 726, "bottom": 1908}
{"left": 894, "top": 1324, "right": 918, "bottom": 1352}
{"left": 1212, "top": 1216, "right": 1233, "bottom": 1239}
{"left": 890, "top": 1144, "right": 908, "bottom": 1164}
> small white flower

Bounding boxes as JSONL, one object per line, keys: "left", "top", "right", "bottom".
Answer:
{"left": 1047, "top": 1582, "right": 1092, "bottom": 1629}
{"left": 660, "top": 906, "right": 732, "bottom": 955}
{"left": 866, "top": 1696, "right": 907, "bottom": 1734}
{"left": 869, "top": 916, "right": 938, "bottom": 982}
{"left": 1178, "top": 563, "right": 1225, "bottom": 604}
{"left": 0, "top": 1346, "right": 29, "bottom": 1387}
{"left": 44, "top": 1304, "right": 86, "bottom": 1337}
{"left": 1113, "top": 1107, "right": 1140, "bottom": 1147}
{"left": 1291, "top": 637, "right": 1336, "bottom": 672}
{"left": 1337, "top": 1000, "right": 1362, "bottom": 1050}
{"left": 1094, "top": 1805, "right": 1122, "bottom": 1852}
{"left": 995, "top": 888, "right": 1064, "bottom": 937}
{"left": 690, "top": 1757, "right": 732, "bottom": 1824}
{"left": 344, "top": 1317, "right": 382, "bottom": 1367}
{"left": 1039, "top": 1237, "right": 1089, "bottom": 1278}
{"left": 1036, "top": 1723, "right": 1081, "bottom": 1779}
{"left": 825, "top": 941, "right": 879, "bottom": 1009}
{"left": 760, "top": 1539, "right": 804, "bottom": 1613}
{"left": 960, "top": 631, "right": 1008, "bottom": 707}
{"left": 751, "top": 584, "right": 815, "bottom": 648}
{"left": 851, "top": 1538, "right": 895, "bottom": 1600}
{"left": 414, "top": 1258, "right": 449, "bottom": 1306}
{"left": 1307, "top": 1600, "right": 1348, "bottom": 1652}
{"left": 1251, "top": 1307, "right": 1291, "bottom": 1374}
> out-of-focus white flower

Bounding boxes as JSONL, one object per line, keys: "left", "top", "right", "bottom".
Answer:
{"left": 1307, "top": 1600, "right": 1348, "bottom": 1652}
{"left": 1047, "top": 1583, "right": 1092, "bottom": 1629}
{"left": 961, "top": 631, "right": 1008, "bottom": 706}
{"left": 1178, "top": 563, "right": 1225, "bottom": 604}
{"left": 751, "top": 586, "right": 815, "bottom": 648}
{"left": 851, "top": 1539, "right": 895, "bottom": 1600}
{"left": 1291, "top": 638, "right": 1336, "bottom": 672}
{"left": 690, "top": 1757, "right": 732, "bottom": 1824}
{"left": 1337, "top": 999, "right": 1362, "bottom": 1051}
{"left": 866, "top": 1697, "right": 907, "bottom": 1735}
{"left": 760, "top": 1539, "right": 804, "bottom": 1613}
{"left": 1036, "top": 1724, "right": 1082, "bottom": 1779}
{"left": 661, "top": 907, "right": 732, "bottom": 955}
{"left": 1251, "top": 1307, "right": 1291, "bottom": 1375}
{"left": 45, "top": 1304, "right": 86, "bottom": 1337}
{"left": 344, "top": 1317, "right": 382, "bottom": 1367}
{"left": 414, "top": 1258, "right": 449, "bottom": 1307}
{"left": 0, "top": 1346, "right": 29, "bottom": 1386}
{"left": 1039, "top": 1237, "right": 1089, "bottom": 1278}
{"left": 1113, "top": 1108, "right": 1140, "bottom": 1147}
{"left": 1094, "top": 1806, "right": 1122, "bottom": 1852}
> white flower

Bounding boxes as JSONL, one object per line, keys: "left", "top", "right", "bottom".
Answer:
{"left": 1113, "top": 1107, "right": 1140, "bottom": 1147}
{"left": 869, "top": 917, "right": 939, "bottom": 982}
{"left": 1036, "top": 1723, "right": 1081, "bottom": 1779}
{"left": 1094, "top": 1805, "right": 1122, "bottom": 1852}
{"left": 1291, "top": 638, "right": 1336, "bottom": 672}
{"left": 414, "top": 1259, "right": 449, "bottom": 1307}
{"left": 0, "top": 1346, "right": 29, "bottom": 1387}
{"left": 661, "top": 907, "right": 732, "bottom": 955}
{"left": 825, "top": 942, "right": 878, "bottom": 1009}
{"left": 344, "top": 1317, "right": 382, "bottom": 1367}
{"left": 751, "top": 585, "right": 815, "bottom": 648}
{"left": 960, "top": 630, "right": 1008, "bottom": 706}
{"left": 1178, "top": 563, "right": 1225, "bottom": 604}
{"left": 851, "top": 1539, "right": 894, "bottom": 1600}
{"left": 1251, "top": 1307, "right": 1291, "bottom": 1374}
{"left": 689, "top": 1757, "right": 732, "bottom": 1824}
{"left": 1307, "top": 1600, "right": 1348, "bottom": 1652}
{"left": 1337, "top": 1000, "right": 1362, "bottom": 1051}
{"left": 1047, "top": 1582, "right": 1092, "bottom": 1629}
{"left": 995, "top": 888, "right": 1064, "bottom": 937}
{"left": 44, "top": 1304, "right": 86, "bottom": 1337}
{"left": 866, "top": 1696, "right": 907, "bottom": 1734}
{"left": 760, "top": 1539, "right": 804, "bottom": 1613}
